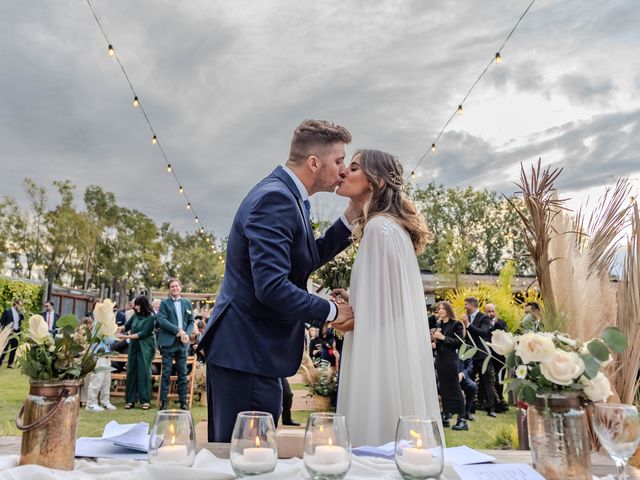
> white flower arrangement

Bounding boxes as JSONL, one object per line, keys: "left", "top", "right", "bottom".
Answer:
{"left": 460, "top": 326, "right": 627, "bottom": 404}
{"left": 15, "top": 299, "right": 118, "bottom": 380}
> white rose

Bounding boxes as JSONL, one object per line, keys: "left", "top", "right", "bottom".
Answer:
{"left": 540, "top": 350, "right": 585, "bottom": 386}
{"left": 93, "top": 299, "right": 115, "bottom": 325}
{"left": 515, "top": 365, "right": 528, "bottom": 379}
{"left": 98, "top": 319, "right": 118, "bottom": 338}
{"left": 515, "top": 332, "right": 556, "bottom": 364}
{"left": 490, "top": 330, "right": 516, "bottom": 356}
{"left": 28, "top": 315, "right": 51, "bottom": 344}
{"left": 580, "top": 372, "right": 613, "bottom": 403}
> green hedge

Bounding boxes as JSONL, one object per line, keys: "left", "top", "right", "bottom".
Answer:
{"left": 0, "top": 277, "right": 43, "bottom": 316}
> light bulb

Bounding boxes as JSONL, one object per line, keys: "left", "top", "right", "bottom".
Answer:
{"left": 195, "top": 217, "right": 199, "bottom": 223}
{"left": 152, "top": 135, "right": 157, "bottom": 144}
{"left": 108, "top": 44, "right": 115, "bottom": 56}
{"left": 133, "top": 96, "right": 139, "bottom": 107}
{"left": 167, "top": 164, "right": 172, "bottom": 172}
{"left": 431, "top": 143, "right": 436, "bottom": 153}
{"left": 457, "top": 104, "right": 463, "bottom": 116}
{"left": 411, "top": 171, "right": 416, "bottom": 179}
{"left": 495, "top": 52, "right": 502, "bottom": 64}
{"left": 179, "top": 186, "right": 183, "bottom": 194}
{"left": 187, "top": 202, "right": 191, "bottom": 209}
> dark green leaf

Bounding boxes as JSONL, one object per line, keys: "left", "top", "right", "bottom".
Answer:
{"left": 602, "top": 327, "right": 628, "bottom": 353}
{"left": 522, "top": 385, "right": 537, "bottom": 405}
{"left": 56, "top": 314, "right": 78, "bottom": 330}
{"left": 506, "top": 378, "right": 522, "bottom": 393}
{"left": 505, "top": 350, "right": 517, "bottom": 368}
{"left": 581, "top": 354, "right": 600, "bottom": 380}
{"left": 587, "top": 339, "right": 610, "bottom": 362}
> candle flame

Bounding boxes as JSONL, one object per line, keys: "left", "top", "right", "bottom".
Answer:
{"left": 409, "top": 429, "right": 422, "bottom": 449}
{"left": 169, "top": 423, "right": 176, "bottom": 445}
{"left": 255, "top": 436, "right": 260, "bottom": 448}
{"left": 328, "top": 438, "right": 333, "bottom": 446}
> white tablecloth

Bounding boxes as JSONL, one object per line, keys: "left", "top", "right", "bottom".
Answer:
{"left": 0, "top": 450, "right": 410, "bottom": 480}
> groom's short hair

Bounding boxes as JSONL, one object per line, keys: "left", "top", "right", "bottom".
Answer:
{"left": 288, "top": 119, "right": 351, "bottom": 164}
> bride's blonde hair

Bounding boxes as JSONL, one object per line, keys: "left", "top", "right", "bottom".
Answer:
{"left": 351, "top": 149, "right": 432, "bottom": 254}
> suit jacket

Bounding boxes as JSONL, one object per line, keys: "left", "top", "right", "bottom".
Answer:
{"left": 41, "top": 311, "right": 60, "bottom": 333}
{"left": 1, "top": 308, "right": 24, "bottom": 331}
{"left": 156, "top": 297, "right": 195, "bottom": 348}
{"left": 491, "top": 318, "right": 508, "bottom": 332}
{"left": 467, "top": 310, "right": 493, "bottom": 359}
{"left": 198, "top": 166, "right": 352, "bottom": 378}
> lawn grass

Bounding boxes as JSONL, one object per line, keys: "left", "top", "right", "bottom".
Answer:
{"left": 0, "top": 367, "right": 519, "bottom": 449}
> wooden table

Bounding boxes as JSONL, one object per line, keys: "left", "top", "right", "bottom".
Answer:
{"left": 1, "top": 436, "right": 638, "bottom": 478}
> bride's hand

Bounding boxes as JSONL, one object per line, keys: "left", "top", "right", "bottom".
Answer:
{"left": 330, "top": 288, "right": 349, "bottom": 303}
{"left": 332, "top": 317, "right": 354, "bottom": 333}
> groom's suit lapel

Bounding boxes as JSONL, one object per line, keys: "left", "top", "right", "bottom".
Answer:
{"left": 272, "top": 167, "right": 320, "bottom": 266}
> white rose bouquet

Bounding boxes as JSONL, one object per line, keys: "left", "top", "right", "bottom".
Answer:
{"left": 15, "top": 299, "right": 119, "bottom": 381}
{"left": 459, "top": 326, "right": 627, "bottom": 404}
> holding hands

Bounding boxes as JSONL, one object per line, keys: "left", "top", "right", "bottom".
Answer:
{"left": 330, "top": 288, "right": 355, "bottom": 333}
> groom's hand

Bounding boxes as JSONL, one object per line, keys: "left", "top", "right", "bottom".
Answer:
{"left": 333, "top": 302, "right": 353, "bottom": 324}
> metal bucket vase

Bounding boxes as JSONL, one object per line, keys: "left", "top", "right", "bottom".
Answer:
{"left": 16, "top": 379, "right": 83, "bottom": 470}
{"left": 527, "top": 393, "right": 592, "bottom": 480}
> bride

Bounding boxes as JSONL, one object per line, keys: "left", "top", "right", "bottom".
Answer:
{"left": 332, "top": 149, "right": 442, "bottom": 447}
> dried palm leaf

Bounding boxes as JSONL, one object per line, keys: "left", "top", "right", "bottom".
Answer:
{"left": 615, "top": 202, "right": 640, "bottom": 404}
{"left": 0, "top": 324, "right": 13, "bottom": 357}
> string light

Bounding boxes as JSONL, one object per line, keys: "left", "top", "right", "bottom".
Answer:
{"left": 406, "top": 0, "right": 537, "bottom": 180}
{"left": 85, "top": 0, "right": 217, "bottom": 246}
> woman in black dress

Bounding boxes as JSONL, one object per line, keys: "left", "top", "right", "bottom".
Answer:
{"left": 431, "top": 301, "right": 468, "bottom": 431}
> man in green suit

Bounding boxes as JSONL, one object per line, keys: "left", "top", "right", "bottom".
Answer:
{"left": 156, "top": 278, "right": 194, "bottom": 410}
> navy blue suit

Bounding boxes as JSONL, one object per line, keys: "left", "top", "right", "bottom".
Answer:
{"left": 198, "top": 166, "right": 351, "bottom": 441}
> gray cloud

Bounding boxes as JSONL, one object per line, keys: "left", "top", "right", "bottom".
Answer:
{"left": 1, "top": 0, "right": 639, "bottom": 236}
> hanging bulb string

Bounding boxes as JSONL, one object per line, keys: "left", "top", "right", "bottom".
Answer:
{"left": 406, "top": 0, "right": 537, "bottom": 180}
{"left": 85, "top": 0, "right": 217, "bottom": 246}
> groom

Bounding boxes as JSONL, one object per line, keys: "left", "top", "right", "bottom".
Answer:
{"left": 198, "top": 119, "right": 359, "bottom": 442}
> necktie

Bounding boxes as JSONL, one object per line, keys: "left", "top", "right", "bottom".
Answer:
{"left": 303, "top": 199, "right": 311, "bottom": 219}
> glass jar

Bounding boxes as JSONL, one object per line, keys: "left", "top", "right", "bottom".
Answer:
{"left": 148, "top": 410, "right": 196, "bottom": 466}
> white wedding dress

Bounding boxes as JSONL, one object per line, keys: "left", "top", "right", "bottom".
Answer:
{"left": 336, "top": 215, "right": 442, "bottom": 447}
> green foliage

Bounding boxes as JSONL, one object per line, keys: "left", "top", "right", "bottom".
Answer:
{"left": 0, "top": 278, "right": 42, "bottom": 315}
{"left": 313, "top": 246, "right": 356, "bottom": 290}
{"left": 312, "top": 359, "right": 339, "bottom": 397}
{"left": 411, "top": 183, "right": 533, "bottom": 275}
{"left": 487, "top": 425, "right": 519, "bottom": 450}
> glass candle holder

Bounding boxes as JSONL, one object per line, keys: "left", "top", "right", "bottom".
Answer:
{"left": 230, "top": 411, "right": 278, "bottom": 477}
{"left": 303, "top": 413, "right": 352, "bottom": 480}
{"left": 148, "top": 410, "right": 196, "bottom": 466}
{"left": 395, "top": 416, "right": 444, "bottom": 480}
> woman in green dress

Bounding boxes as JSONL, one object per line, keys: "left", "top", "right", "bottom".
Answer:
{"left": 118, "top": 296, "right": 157, "bottom": 410}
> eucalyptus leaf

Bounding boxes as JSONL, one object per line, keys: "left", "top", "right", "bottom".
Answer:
{"left": 587, "top": 339, "right": 610, "bottom": 362}
{"left": 602, "top": 326, "right": 628, "bottom": 353}
{"left": 581, "top": 354, "right": 600, "bottom": 380}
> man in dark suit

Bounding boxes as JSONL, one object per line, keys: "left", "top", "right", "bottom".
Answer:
{"left": 42, "top": 300, "right": 60, "bottom": 335}
{"left": 157, "top": 278, "right": 194, "bottom": 410}
{"left": 0, "top": 299, "right": 24, "bottom": 368}
{"left": 463, "top": 297, "right": 498, "bottom": 417}
{"left": 458, "top": 357, "right": 478, "bottom": 421}
{"left": 486, "top": 303, "right": 509, "bottom": 413}
{"left": 198, "top": 119, "right": 358, "bottom": 442}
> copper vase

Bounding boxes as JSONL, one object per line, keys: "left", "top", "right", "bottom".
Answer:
{"left": 527, "top": 393, "right": 592, "bottom": 480}
{"left": 16, "top": 379, "right": 83, "bottom": 470}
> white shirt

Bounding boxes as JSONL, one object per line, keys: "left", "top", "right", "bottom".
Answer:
{"left": 46, "top": 311, "right": 54, "bottom": 330}
{"left": 173, "top": 298, "right": 184, "bottom": 331}
{"left": 11, "top": 307, "right": 19, "bottom": 331}
{"left": 469, "top": 310, "right": 478, "bottom": 324}
{"left": 282, "top": 166, "right": 347, "bottom": 323}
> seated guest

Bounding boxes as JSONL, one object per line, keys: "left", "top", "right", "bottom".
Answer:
{"left": 431, "top": 301, "right": 467, "bottom": 431}
{"left": 119, "top": 295, "right": 157, "bottom": 410}
{"left": 309, "top": 323, "right": 337, "bottom": 367}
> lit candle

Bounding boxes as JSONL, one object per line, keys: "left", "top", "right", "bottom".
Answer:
{"left": 306, "top": 441, "right": 350, "bottom": 475}
{"left": 231, "top": 436, "right": 276, "bottom": 474}
{"left": 157, "top": 444, "right": 188, "bottom": 463}
{"left": 396, "top": 432, "right": 441, "bottom": 477}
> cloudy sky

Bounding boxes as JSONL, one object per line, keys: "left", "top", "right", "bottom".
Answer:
{"left": 1, "top": 0, "right": 639, "bottom": 236}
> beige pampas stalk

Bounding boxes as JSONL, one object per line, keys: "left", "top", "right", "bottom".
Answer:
{"left": 0, "top": 324, "right": 13, "bottom": 358}
{"left": 615, "top": 202, "right": 640, "bottom": 404}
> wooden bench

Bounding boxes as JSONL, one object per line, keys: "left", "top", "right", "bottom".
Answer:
{"left": 110, "top": 353, "right": 198, "bottom": 409}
